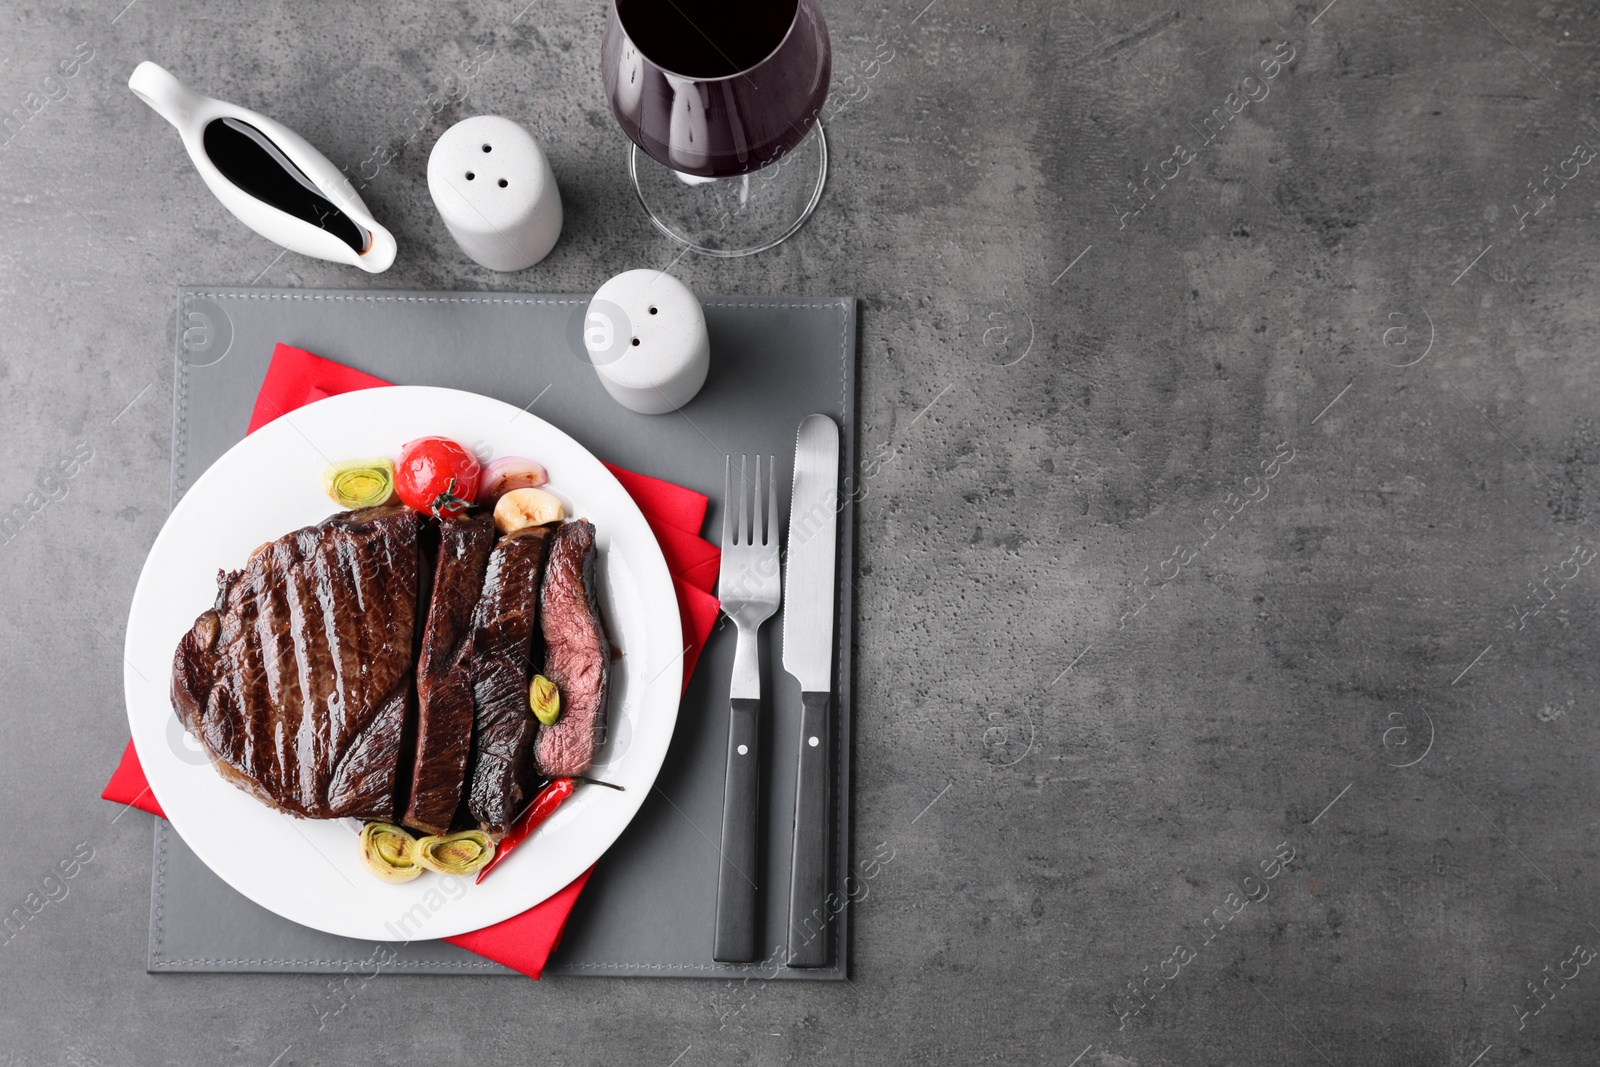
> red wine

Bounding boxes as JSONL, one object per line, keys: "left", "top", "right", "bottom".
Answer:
{"left": 604, "top": 0, "right": 830, "bottom": 177}
{"left": 202, "top": 117, "right": 369, "bottom": 254}
{"left": 616, "top": 0, "right": 797, "bottom": 79}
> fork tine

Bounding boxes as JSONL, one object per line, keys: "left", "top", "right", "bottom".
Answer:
{"left": 766, "top": 455, "right": 778, "bottom": 547}
{"left": 737, "top": 455, "right": 748, "bottom": 545}
{"left": 722, "top": 454, "right": 732, "bottom": 549}
{"left": 754, "top": 454, "right": 764, "bottom": 544}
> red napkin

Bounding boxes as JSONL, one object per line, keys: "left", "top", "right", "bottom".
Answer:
{"left": 103, "top": 343, "right": 721, "bottom": 979}
{"left": 245, "top": 346, "right": 392, "bottom": 434}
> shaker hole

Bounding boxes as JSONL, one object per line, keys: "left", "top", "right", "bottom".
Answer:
{"left": 482, "top": 144, "right": 492, "bottom": 153}
{"left": 498, "top": 178, "right": 508, "bottom": 187}
{"left": 466, "top": 172, "right": 475, "bottom": 180}
{"left": 631, "top": 338, "right": 640, "bottom": 346}
{"left": 648, "top": 306, "right": 658, "bottom": 315}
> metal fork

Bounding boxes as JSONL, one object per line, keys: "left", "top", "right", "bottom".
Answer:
{"left": 712, "top": 454, "right": 781, "bottom": 963}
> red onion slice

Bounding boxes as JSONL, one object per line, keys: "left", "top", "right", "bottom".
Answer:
{"left": 479, "top": 456, "right": 549, "bottom": 506}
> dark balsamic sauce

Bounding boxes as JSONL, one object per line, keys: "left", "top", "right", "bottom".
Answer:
{"left": 202, "top": 117, "right": 369, "bottom": 254}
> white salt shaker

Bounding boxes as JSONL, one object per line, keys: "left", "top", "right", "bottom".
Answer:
{"left": 427, "top": 115, "right": 561, "bottom": 271}
{"left": 584, "top": 269, "right": 710, "bottom": 414}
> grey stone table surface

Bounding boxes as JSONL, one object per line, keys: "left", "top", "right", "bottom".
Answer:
{"left": 1, "top": 0, "right": 1596, "bottom": 1064}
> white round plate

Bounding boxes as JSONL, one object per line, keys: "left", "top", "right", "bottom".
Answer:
{"left": 123, "top": 386, "right": 682, "bottom": 941}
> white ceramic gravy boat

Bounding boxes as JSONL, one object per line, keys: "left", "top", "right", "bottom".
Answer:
{"left": 129, "top": 61, "right": 396, "bottom": 273}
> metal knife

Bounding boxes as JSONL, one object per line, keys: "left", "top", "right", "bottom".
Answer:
{"left": 780, "top": 413, "right": 841, "bottom": 967}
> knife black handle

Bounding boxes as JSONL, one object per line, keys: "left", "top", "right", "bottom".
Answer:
{"left": 713, "top": 695, "right": 762, "bottom": 962}
{"left": 786, "top": 688, "right": 833, "bottom": 967}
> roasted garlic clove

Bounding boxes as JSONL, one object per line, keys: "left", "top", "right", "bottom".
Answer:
{"left": 493, "top": 486, "right": 564, "bottom": 533}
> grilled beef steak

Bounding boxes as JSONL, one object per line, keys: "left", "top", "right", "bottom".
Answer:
{"left": 401, "top": 512, "right": 496, "bottom": 835}
{"left": 464, "top": 523, "right": 554, "bottom": 834}
{"left": 170, "top": 505, "right": 421, "bottom": 820}
{"left": 536, "top": 520, "right": 611, "bottom": 778}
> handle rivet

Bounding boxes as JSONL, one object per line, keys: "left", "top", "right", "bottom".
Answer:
{"left": 737, "top": 744, "right": 748, "bottom": 755}
{"left": 808, "top": 736, "right": 819, "bottom": 747}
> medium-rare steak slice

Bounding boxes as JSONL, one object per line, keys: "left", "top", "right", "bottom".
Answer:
{"left": 464, "top": 523, "right": 554, "bottom": 835}
{"left": 535, "top": 520, "right": 610, "bottom": 778}
{"left": 170, "top": 505, "right": 421, "bottom": 820}
{"left": 402, "top": 512, "right": 497, "bottom": 835}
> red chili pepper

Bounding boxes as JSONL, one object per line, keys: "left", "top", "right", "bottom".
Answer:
{"left": 473, "top": 776, "right": 626, "bottom": 883}
{"left": 476, "top": 778, "right": 574, "bottom": 884}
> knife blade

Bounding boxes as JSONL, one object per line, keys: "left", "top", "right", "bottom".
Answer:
{"left": 781, "top": 413, "right": 840, "bottom": 967}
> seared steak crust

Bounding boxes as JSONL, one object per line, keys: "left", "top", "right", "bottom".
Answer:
{"left": 535, "top": 520, "right": 610, "bottom": 778}
{"left": 402, "top": 512, "right": 497, "bottom": 835}
{"left": 170, "top": 505, "right": 420, "bottom": 820}
{"left": 464, "top": 523, "right": 554, "bottom": 834}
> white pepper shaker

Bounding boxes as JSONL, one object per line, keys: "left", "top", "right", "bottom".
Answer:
{"left": 427, "top": 115, "right": 561, "bottom": 271}
{"left": 584, "top": 269, "right": 710, "bottom": 414}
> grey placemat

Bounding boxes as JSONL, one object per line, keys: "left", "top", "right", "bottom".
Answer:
{"left": 149, "top": 287, "right": 856, "bottom": 979}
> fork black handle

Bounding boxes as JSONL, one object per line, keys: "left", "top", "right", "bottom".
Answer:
{"left": 786, "top": 688, "right": 833, "bottom": 967}
{"left": 713, "top": 695, "right": 762, "bottom": 962}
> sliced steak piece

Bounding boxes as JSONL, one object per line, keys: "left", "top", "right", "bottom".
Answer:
{"left": 401, "top": 512, "right": 497, "bottom": 835}
{"left": 464, "top": 523, "right": 554, "bottom": 834}
{"left": 535, "top": 520, "right": 610, "bottom": 778}
{"left": 170, "top": 505, "right": 421, "bottom": 821}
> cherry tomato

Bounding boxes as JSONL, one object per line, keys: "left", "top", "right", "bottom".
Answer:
{"left": 395, "top": 437, "right": 481, "bottom": 517}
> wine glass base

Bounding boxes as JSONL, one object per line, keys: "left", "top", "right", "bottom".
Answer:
{"left": 628, "top": 122, "right": 828, "bottom": 258}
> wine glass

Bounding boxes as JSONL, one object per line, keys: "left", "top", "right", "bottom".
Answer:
{"left": 601, "top": 0, "right": 832, "bottom": 257}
